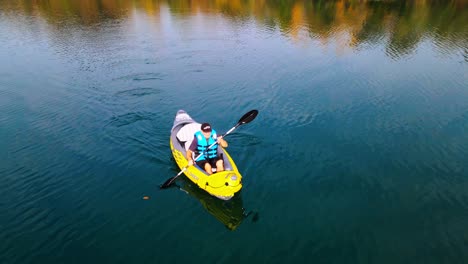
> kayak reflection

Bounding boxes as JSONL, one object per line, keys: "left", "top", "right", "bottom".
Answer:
{"left": 177, "top": 177, "right": 246, "bottom": 231}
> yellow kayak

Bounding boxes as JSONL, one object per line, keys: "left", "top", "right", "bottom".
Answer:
{"left": 170, "top": 110, "right": 242, "bottom": 200}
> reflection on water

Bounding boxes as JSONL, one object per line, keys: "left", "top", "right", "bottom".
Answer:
{"left": 178, "top": 177, "right": 246, "bottom": 231}
{"left": 1, "top": 0, "right": 466, "bottom": 59}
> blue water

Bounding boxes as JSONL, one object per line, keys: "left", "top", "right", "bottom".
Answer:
{"left": 1, "top": 1, "right": 467, "bottom": 263}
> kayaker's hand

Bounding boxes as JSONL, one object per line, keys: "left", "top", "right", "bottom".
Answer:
{"left": 188, "top": 159, "right": 194, "bottom": 166}
{"left": 217, "top": 136, "right": 228, "bottom": 147}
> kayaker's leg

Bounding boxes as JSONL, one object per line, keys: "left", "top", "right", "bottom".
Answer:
{"left": 204, "top": 163, "right": 213, "bottom": 175}
{"left": 216, "top": 159, "right": 224, "bottom": 172}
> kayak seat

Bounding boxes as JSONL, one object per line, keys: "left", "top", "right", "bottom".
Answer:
{"left": 176, "top": 122, "right": 201, "bottom": 151}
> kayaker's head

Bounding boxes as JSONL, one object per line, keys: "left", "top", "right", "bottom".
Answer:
{"left": 201, "top": 122, "right": 212, "bottom": 137}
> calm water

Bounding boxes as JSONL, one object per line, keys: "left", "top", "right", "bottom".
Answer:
{"left": 1, "top": 0, "right": 467, "bottom": 263}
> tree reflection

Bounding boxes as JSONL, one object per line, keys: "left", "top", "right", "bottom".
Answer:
{"left": 2, "top": 0, "right": 466, "bottom": 58}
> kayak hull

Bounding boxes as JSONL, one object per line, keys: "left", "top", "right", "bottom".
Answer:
{"left": 170, "top": 110, "right": 242, "bottom": 200}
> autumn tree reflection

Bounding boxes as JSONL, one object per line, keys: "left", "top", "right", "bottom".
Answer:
{"left": 3, "top": 0, "right": 466, "bottom": 58}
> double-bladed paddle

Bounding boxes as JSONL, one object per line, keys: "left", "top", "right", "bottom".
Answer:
{"left": 160, "top": 109, "right": 258, "bottom": 189}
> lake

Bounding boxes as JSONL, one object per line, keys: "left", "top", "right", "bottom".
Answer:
{"left": 1, "top": 0, "right": 467, "bottom": 263}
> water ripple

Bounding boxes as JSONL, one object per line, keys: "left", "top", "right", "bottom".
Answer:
{"left": 106, "top": 112, "right": 155, "bottom": 127}
{"left": 114, "top": 87, "right": 161, "bottom": 98}
{"left": 114, "top": 73, "right": 165, "bottom": 82}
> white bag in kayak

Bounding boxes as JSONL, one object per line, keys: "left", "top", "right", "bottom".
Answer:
{"left": 176, "top": 122, "right": 201, "bottom": 150}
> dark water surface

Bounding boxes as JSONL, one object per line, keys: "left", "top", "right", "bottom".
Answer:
{"left": 1, "top": 0, "right": 467, "bottom": 263}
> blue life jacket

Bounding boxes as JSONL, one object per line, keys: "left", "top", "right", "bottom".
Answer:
{"left": 194, "top": 129, "right": 217, "bottom": 161}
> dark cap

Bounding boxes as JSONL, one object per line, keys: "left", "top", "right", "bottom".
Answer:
{"left": 201, "top": 123, "right": 212, "bottom": 132}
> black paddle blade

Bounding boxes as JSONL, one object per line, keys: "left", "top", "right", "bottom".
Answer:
{"left": 160, "top": 177, "right": 176, "bottom": 189}
{"left": 238, "top": 110, "right": 258, "bottom": 125}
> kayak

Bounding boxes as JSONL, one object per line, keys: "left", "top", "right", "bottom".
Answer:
{"left": 170, "top": 110, "right": 242, "bottom": 200}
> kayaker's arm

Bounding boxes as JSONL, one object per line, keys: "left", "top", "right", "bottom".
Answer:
{"left": 186, "top": 136, "right": 198, "bottom": 166}
{"left": 186, "top": 149, "right": 194, "bottom": 166}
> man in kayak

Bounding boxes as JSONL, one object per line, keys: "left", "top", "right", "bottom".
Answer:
{"left": 187, "top": 122, "right": 228, "bottom": 175}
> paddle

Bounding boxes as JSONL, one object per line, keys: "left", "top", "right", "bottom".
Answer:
{"left": 160, "top": 109, "right": 258, "bottom": 189}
